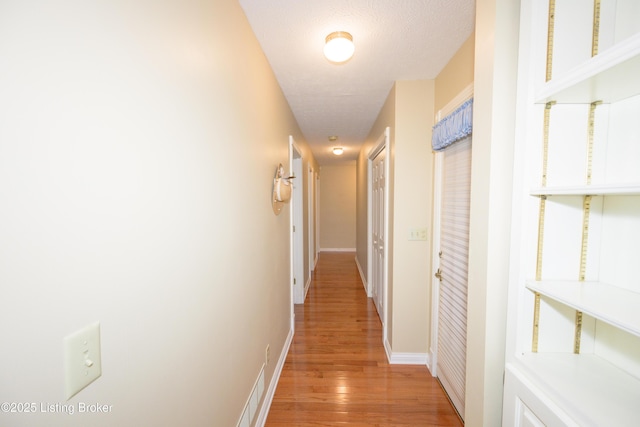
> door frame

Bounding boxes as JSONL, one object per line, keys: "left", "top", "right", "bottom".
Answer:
{"left": 315, "top": 173, "right": 320, "bottom": 266}
{"left": 430, "top": 84, "right": 474, "bottom": 374}
{"left": 430, "top": 151, "right": 443, "bottom": 375}
{"left": 308, "top": 165, "right": 316, "bottom": 274}
{"left": 367, "top": 127, "right": 390, "bottom": 333}
{"left": 290, "top": 137, "right": 305, "bottom": 308}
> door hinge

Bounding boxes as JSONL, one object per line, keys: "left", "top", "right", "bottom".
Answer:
{"left": 293, "top": 225, "right": 296, "bottom": 232}
{"left": 293, "top": 278, "right": 296, "bottom": 285}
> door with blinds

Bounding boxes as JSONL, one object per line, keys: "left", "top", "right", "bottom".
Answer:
{"left": 435, "top": 135, "right": 471, "bottom": 419}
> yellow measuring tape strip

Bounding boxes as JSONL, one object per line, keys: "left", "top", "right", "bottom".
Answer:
{"left": 592, "top": 0, "right": 601, "bottom": 57}
{"left": 574, "top": 100, "right": 602, "bottom": 353}
{"left": 532, "top": 101, "right": 556, "bottom": 352}
{"left": 545, "top": 0, "right": 556, "bottom": 82}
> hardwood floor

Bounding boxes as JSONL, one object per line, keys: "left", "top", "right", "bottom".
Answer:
{"left": 265, "top": 252, "right": 463, "bottom": 426}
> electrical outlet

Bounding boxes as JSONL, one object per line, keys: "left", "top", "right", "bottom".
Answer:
{"left": 265, "top": 345, "right": 270, "bottom": 366}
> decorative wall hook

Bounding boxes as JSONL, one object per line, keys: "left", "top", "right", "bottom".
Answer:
{"left": 272, "top": 163, "right": 293, "bottom": 215}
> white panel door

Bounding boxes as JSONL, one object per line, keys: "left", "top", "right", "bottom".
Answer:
{"left": 291, "top": 141, "right": 305, "bottom": 305}
{"left": 372, "top": 148, "right": 386, "bottom": 318}
{"left": 436, "top": 136, "right": 471, "bottom": 419}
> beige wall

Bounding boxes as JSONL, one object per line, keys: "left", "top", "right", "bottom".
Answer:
{"left": 435, "top": 33, "right": 476, "bottom": 112}
{"left": 356, "top": 81, "right": 435, "bottom": 355}
{"left": 356, "top": 86, "right": 396, "bottom": 282}
{"left": 390, "top": 81, "right": 435, "bottom": 353}
{"left": 319, "top": 162, "right": 357, "bottom": 250}
{"left": 357, "top": 85, "right": 397, "bottom": 341}
{"left": 356, "top": 19, "right": 516, "bottom": 425}
{"left": 357, "top": 33, "right": 475, "bottom": 357}
{"left": 355, "top": 30, "right": 489, "bottom": 421}
{"left": 0, "top": 1, "right": 315, "bottom": 426}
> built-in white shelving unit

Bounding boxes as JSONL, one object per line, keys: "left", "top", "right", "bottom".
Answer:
{"left": 503, "top": 0, "right": 640, "bottom": 426}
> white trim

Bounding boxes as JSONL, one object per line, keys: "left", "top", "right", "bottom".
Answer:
{"left": 315, "top": 173, "right": 320, "bottom": 265}
{"left": 319, "top": 247, "right": 356, "bottom": 252}
{"left": 254, "top": 327, "right": 294, "bottom": 427}
{"left": 290, "top": 137, "right": 304, "bottom": 305}
{"left": 315, "top": 174, "right": 320, "bottom": 260}
{"left": 292, "top": 156, "right": 304, "bottom": 303}
{"left": 304, "top": 275, "right": 311, "bottom": 301}
{"left": 436, "top": 83, "right": 474, "bottom": 121}
{"left": 354, "top": 255, "right": 368, "bottom": 296}
{"left": 367, "top": 161, "right": 373, "bottom": 297}
{"left": 430, "top": 151, "right": 443, "bottom": 377}
{"left": 384, "top": 338, "right": 430, "bottom": 365}
{"left": 308, "top": 166, "right": 315, "bottom": 274}
{"left": 367, "top": 127, "right": 390, "bottom": 349}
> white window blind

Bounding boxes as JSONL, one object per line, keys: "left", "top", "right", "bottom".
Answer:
{"left": 437, "top": 135, "right": 471, "bottom": 419}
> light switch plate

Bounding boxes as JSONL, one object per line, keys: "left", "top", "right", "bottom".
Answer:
{"left": 64, "top": 322, "right": 102, "bottom": 400}
{"left": 409, "top": 227, "right": 428, "bottom": 241}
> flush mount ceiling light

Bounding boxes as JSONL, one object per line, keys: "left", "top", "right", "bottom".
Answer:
{"left": 332, "top": 147, "right": 344, "bottom": 155}
{"left": 324, "top": 31, "right": 354, "bottom": 63}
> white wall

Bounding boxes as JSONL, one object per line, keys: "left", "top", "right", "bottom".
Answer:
{"left": 465, "top": 0, "right": 520, "bottom": 425}
{"left": 319, "top": 163, "right": 357, "bottom": 251}
{"left": 0, "top": 1, "right": 313, "bottom": 426}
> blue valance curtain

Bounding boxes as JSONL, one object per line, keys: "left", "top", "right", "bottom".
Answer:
{"left": 431, "top": 98, "right": 473, "bottom": 151}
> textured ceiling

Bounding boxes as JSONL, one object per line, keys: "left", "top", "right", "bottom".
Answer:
{"left": 239, "top": 0, "right": 475, "bottom": 165}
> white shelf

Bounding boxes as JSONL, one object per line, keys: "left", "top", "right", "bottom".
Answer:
{"left": 530, "top": 183, "right": 640, "bottom": 196}
{"left": 517, "top": 353, "right": 640, "bottom": 427}
{"left": 536, "top": 33, "right": 640, "bottom": 104}
{"left": 526, "top": 280, "right": 640, "bottom": 338}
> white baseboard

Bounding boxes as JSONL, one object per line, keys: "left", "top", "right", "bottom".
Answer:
{"left": 354, "top": 255, "right": 369, "bottom": 296}
{"left": 319, "top": 247, "right": 356, "bottom": 252}
{"left": 255, "top": 327, "right": 293, "bottom": 426}
{"left": 304, "top": 275, "right": 311, "bottom": 301}
{"left": 427, "top": 350, "right": 435, "bottom": 375}
{"left": 384, "top": 338, "right": 430, "bottom": 365}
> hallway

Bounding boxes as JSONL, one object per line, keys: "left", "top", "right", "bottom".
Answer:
{"left": 265, "top": 252, "right": 463, "bottom": 426}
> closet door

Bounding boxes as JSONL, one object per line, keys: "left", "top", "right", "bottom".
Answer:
{"left": 371, "top": 148, "right": 386, "bottom": 319}
{"left": 436, "top": 135, "right": 471, "bottom": 419}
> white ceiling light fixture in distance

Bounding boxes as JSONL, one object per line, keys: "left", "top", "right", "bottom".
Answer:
{"left": 324, "top": 31, "right": 354, "bottom": 63}
{"left": 332, "top": 147, "right": 344, "bottom": 155}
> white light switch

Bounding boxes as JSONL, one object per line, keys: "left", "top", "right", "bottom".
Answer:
{"left": 409, "top": 227, "right": 428, "bottom": 241}
{"left": 64, "top": 322, "right": 102, "bottom": 400}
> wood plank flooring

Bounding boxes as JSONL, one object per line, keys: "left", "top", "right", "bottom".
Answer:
{"left": 265, "top": 252, "right": 463, "bottom": 426}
